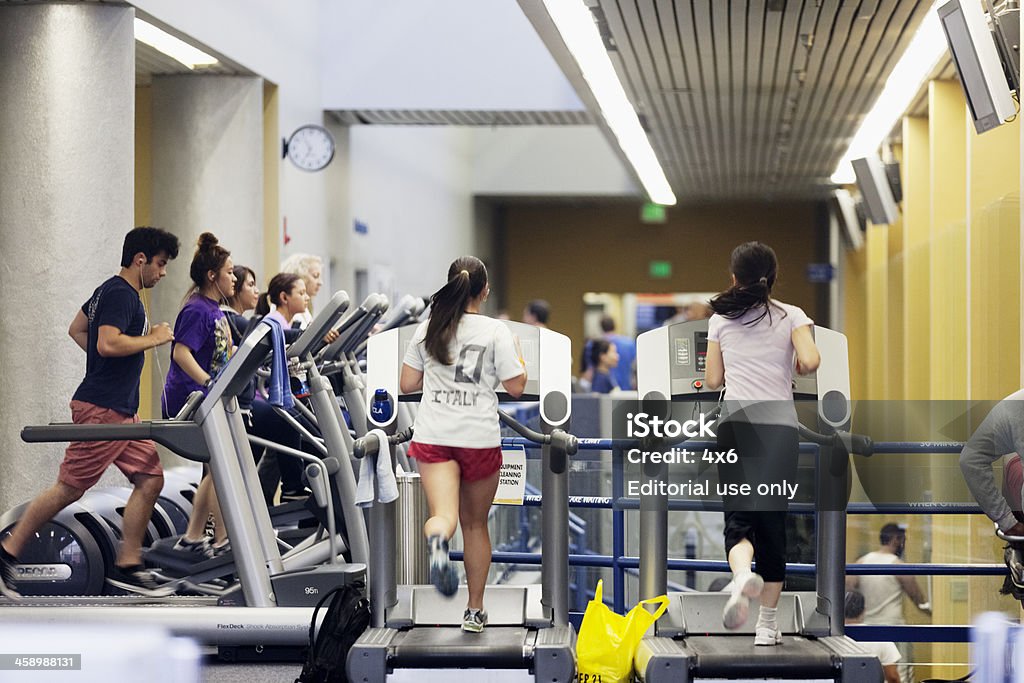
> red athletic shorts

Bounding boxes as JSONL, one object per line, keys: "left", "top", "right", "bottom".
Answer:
{"left": 58, "top": 400, "right": 163, "bottom": 490}
{"left": 408, "top": 441, "right": 502, "bottom": 482}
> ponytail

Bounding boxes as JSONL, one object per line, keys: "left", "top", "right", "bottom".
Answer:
{"left": 425, "top": 256, "right": 488, "bottom": 364}
{"left": 256, "top": 273, "right": 301, "bottom": 318}
{"left": 709, "top": 241, "right": 786, "bottom": 326}
{"left": 255, "top": 292, "right": 273, "bottom": 317}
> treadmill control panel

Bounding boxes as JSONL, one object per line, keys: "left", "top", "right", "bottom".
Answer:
{"left": 365, "top": 320, "right": 572, "bottom": 428}
{"left": 640, "top": 319, "right": 830, "bottom": 401}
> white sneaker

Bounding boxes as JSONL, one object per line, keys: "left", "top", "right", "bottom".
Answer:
{"left": 722, "top": 573, "right": 764, "bottom": 630}
{"left": 754, "top": 626, "right": 782, "bottom": 646}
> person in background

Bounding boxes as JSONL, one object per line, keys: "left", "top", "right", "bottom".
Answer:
{"left": 661, "top": 305, "right": 690, "bottom": 327}
{"left": 845, "top": 590, "right": 900, "bottom": 683}
{"left": 220, "top": 264, "right": 259, "bottom": 341}
{"left": 599, "top": 315, "right": 636, "bottom": 390}
{"left": 522, "top": 299, "right": 550, "bottom": 328}
{"left": 219, "top": 263, "right": 259, "bottom": 435}
{"left": 589, "top": 339, "right": 620, "bottom": 394}
{"left": 251, "top": 273, "right": 315, "bottom": 504}
{"left": 685, "top": 301, "right": 713, "bottom": 320}
{"left": 0, "top": 227, "right": 180, "bottom": 598}
{"left": 847, "top": 523, "right": 929, "bottom": 683}
{"left": 280, "top": 253, "right": 325, "bottom": 328}
{"left": 162, "top": 233, "right": 236, "bottom": 558}
{"left": 575, "top": 341, "right": 594, "bottom": 393}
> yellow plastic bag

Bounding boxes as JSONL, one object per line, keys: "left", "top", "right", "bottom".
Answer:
{"left": 575, "top": 580, "right": 669, "bottom": 683}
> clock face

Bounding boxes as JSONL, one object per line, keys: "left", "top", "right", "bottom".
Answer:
{"left": 285, "top": 125, "right": 335, "bottom": 172}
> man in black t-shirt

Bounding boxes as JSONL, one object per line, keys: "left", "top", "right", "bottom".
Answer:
{"left": 0, "top": 227, "right": 180, "bottom": 598}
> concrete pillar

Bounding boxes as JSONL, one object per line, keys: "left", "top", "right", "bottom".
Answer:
{"left": 148, "top": 75, "right": 264, "bottom": 418}
{"left": 0, "top": 3, "right": 135, "bottom": 511}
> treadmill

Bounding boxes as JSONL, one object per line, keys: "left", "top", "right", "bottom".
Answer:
{"left": 0, "top": 292, "right": 363, "bottom": 647}
{"left": 348, "top": 321, "right": 578, "bottom": 682}
{"left": 632, "top": 320, "right": 881, "bottom": 682}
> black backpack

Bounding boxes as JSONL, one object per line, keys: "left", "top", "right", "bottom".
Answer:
{"left": 296, "top": 581, "right": 371, "bottom": 683}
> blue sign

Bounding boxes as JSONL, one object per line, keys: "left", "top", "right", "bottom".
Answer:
{"left": 354, "top": 219, "right": 368, "bottom": 235}
{"left": 806, "top": 263, "right": 835, "bottom": 283}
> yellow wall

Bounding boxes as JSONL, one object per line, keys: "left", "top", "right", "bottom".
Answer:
{"left": 848, "top": 83, "right": 1023, "bottom": 679}
{"left": 263, "top": 83, "right": 280, "bottom": 278}
{"left": 888, "top": 144, "right": 904, "bottom": 403}
{"left": 135, "top": 86, "right": 153, "bottom": 420}
{"left": 966, "top": 87, "right": 1021, "bottom": 640}
{"left": 927, "top": 79, "right": 969, "bottom": 678}
{"left": 865, "top": 223, "right": 888, "bottom": 400}
{"left": 903, "top": 116, "right": 931, "bottom": 401}
{"left": 928, "top": 80, "right": 968, "bottom": 403}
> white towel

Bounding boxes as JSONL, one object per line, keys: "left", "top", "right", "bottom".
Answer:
{"left": 354, "top": 428, "right": 400, "bottom": 508}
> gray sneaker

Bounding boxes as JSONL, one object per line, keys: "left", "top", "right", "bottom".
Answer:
{"left": 428, "top": 535, "right": 458, "bottom": 597}
{"left": 0, "top": 545, "right": 21, "bottom": 599}
{"left": 462, "top": 608, "right": 488, "bottom": 633}
{"left": 173, "top": 536, "right": 214, "bottom": 559}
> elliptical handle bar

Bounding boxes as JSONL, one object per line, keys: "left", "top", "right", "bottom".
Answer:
{"left": 797, "top": 424, "right": 873, "bottom": 457}
{"left": 353, "top": 427, "right": 414, "bottom": 460}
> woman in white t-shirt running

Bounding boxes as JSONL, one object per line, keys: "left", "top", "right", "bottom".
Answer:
{"left": 400, "top": 256, "right": 527, "bottom": 633}
{"left": 704, "top": 241, "right": 820, "bottom": 646}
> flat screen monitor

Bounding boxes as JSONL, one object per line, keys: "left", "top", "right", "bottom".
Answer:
{"left": 938, "top": 0, "right": 1016, "bottom": 134}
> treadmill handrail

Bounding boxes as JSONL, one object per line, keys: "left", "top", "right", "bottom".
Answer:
{"left": 797, "top": 424, "right": 873, "bottom": 456}
{"left": 498, "top": 410, "right": 579, "bottom": 455}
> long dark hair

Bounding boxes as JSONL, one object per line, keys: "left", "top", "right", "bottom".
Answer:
{"left": 709, "top": 241, "right": 786, "bottom": 326}
{"left": 255, "top": 272, "right": 302, "bottom": 316}
{"left": 425, "top": 256, "right": 488, "bottom": 364}
{"left": 589, "top": 339, "right": 612, "bottom": 370}
{"left": 230, "top": 265, "right": 255, "bottom": 298}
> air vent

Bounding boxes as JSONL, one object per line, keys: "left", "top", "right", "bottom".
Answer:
{"left": 329, "top": 110, "right": 594, "bottom": 126}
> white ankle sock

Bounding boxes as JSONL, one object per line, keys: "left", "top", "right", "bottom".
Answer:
{"left": 756, "top": 605, "right": 778, "bottom": 630}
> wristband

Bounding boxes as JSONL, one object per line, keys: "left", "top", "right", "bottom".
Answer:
{"left": 204, "top": 377, "right": 214, "bottom": 389}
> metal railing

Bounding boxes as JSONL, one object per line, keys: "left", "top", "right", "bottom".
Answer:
{"left": 463, "top": 435, "right": 1002, "bottom": 646}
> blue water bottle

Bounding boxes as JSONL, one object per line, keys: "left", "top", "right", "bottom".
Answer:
{"left": 371, "top": 388, "right": 393, "bottom": 424}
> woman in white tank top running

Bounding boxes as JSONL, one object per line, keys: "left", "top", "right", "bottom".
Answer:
{"left": 704, "top": 241, "right": 820, "bottom": 646}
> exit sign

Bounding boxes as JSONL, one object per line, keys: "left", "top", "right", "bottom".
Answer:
{"left": 649, "top": 260, "right": 672, "bottom": 279}
{"left": 641, "top": 202, "right": 667, "bottom": 224}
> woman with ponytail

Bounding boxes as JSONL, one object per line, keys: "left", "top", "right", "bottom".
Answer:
{"left": 161, "top": 232, "right": 235, "bottom": 557}
{"left": 704, "top": 241, "right": 821, "bottom": 646}
{"left": 399, "top": 256, "right": 527, "bottom": 633}
{"left": 251, "top": 273, "right": 311, "bottom": 504}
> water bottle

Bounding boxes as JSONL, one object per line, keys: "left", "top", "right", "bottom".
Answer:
{"left": 371, "top": 388, "right": 393, "bottom": 424}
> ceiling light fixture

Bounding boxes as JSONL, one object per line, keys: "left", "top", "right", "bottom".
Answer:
{"left": 541, "top": 0, "right": 676, "bottom": 205}
{"left": 134, "top": 18, "right": 219, "bottom": 70}
{"left": 830, "top": 1, "right": 946, "bottom": 184}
